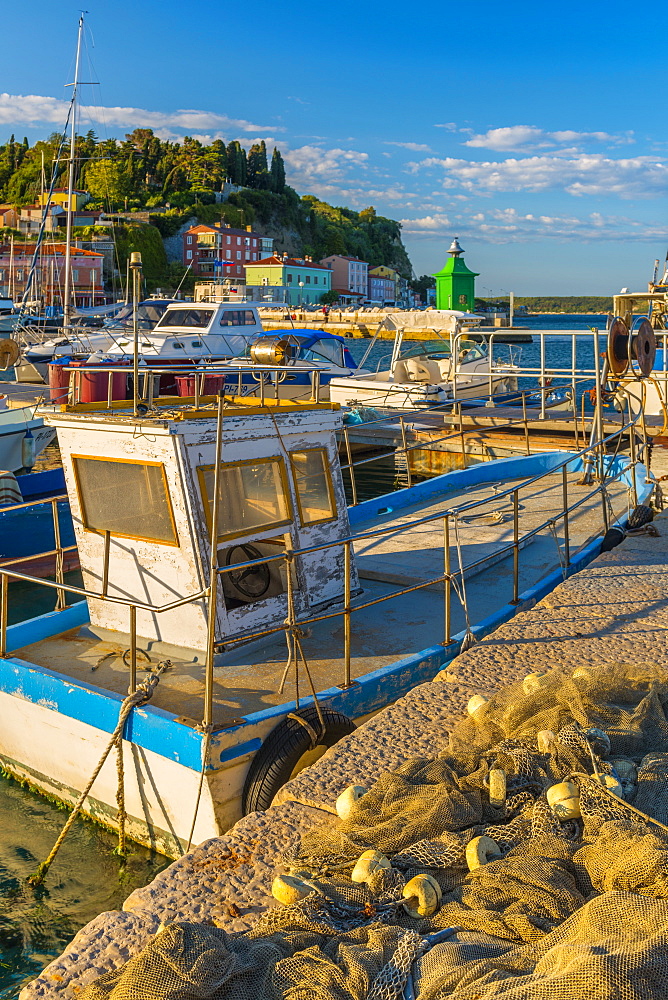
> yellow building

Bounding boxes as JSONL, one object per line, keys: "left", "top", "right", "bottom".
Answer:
{"left": 368, "top": 264, "right": 400, "bottom": 282}
{"left": 38, "top": 189, "right": 90, "bottom": 211}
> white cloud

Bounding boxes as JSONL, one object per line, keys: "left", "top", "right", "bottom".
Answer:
{"left": 400, "top": 206, "right": 667, "bottom": 243}
{"left": 0, "top": 93, "right": 280, "bottom": 134}
{"left": 464, "top": 125, "right": 634, "bottom": 151}
{"left": 407, "top": 153, "right": 668, "bottom": 198}
{"left": 433, "top": 123, "right": 458, "bottom": 131}
{"left": 282, "top": 145, "right": 369, "bottom": 184}
{"left": 384, "top": 141, "right": 433, "bottom": 152}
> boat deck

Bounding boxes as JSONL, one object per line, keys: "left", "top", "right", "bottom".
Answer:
{"left": 13, "top": 468, "right": 631, "bottom": 729}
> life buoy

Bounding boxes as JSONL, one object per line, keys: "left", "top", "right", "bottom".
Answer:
{"left": 242, "top": 706, "right": 356, "bottom": 814}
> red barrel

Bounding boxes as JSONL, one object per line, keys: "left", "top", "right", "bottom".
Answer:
{"left": 48, "top": 360, "right": 72, "bottom": 404}
{"left": 175, "top": 374, "right": 228, "bottom": 397}
{"left": 69, "top": 360, "right": 130, "bottom": 403}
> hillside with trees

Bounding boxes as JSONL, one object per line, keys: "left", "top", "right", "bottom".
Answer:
{"left": 0, "top": 130, "right": 413, "bottom": 291}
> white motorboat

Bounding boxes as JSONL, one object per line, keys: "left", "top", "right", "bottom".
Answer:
{"left": 15, "top": 300, "right": 180, "bottom": 383}
{"left": 329, "top": 335, "right": 518, "bottom": 409}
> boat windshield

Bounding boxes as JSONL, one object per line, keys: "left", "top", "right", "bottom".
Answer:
{"left": 106, "top": 302, "right": 175, "bottom": 332}
{"left": 398, "top": 339, "right": 486, "bottom": 362}
{"left": 156, "top": 308, "right": 215, "bottom": 329}
{"left": 297, "top": 338, "right": 345, "bottom": 366}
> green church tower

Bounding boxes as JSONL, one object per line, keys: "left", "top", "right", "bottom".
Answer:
{"left": 433, "top": 237, "right": 479, "bottom": 311}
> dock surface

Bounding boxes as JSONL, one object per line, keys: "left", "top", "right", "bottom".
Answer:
{"left": 21, "top": 507, "right": 668, "bottom": 998}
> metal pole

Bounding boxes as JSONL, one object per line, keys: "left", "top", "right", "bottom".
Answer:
{"left": 129, "top": 604, "right": 137, "bottom": 693}
{"left": 629, "top": 418, "right": 639, "bottom": 507}
{"left": 512, "top": 490, "right": 520, "bottom": 604}
{"left": 102, "top": 529, "right": 111, "bottom": 597}
{"left": 343, "top": 426, "right": 358, "bottom": 506}
{"left": 130, "top": 253, "right": 142, "bottom": 417}
{"left": 62, "top": 13, "right": 85, "bottom": 332}
{"left": 203, "top": 393, "right": 224, "bottom": 728}
{"left": 522, "top": 391, "right": 530, "bottom": 455}
{"left": 459, "top": 402, "right": 467, "bottom": 468}
{"left": 562, "top": 464, "right": 570, "bottom": 567}
{"left": 0, "top": 574, "right": 8, "bottom": 657}
{"left": 601, "top": 485, "right": 610, "bottom": 533}
{"left": 343, "top": 540, "right": 351, "bottom": 687}
{"left": 444, "top": 516, "right": 451, "bottom": 644}
{"left": 399, "top": 416, "right": 413, "bottom": 488}
{"left": 540, "top": 332, "right": 546, "bottom": 419}
{"left": 52, "top": 498, "right": 65, "bottom": 609}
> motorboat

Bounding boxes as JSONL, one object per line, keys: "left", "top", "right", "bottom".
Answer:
{"left": 15, "top": 300, "right": 180, "bottom": 383}
{"left": 328, "top": 335, "right": 519, "bottom": 409}
{"left": 46, "top": 301, "right": 365, "bottom": 403}
{"left": 0, "top": 362, "right": 649, "bottom": 856}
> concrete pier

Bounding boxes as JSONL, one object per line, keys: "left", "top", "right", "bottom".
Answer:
{"left": 20, "top": 511, "right": 668, "bottom": 999}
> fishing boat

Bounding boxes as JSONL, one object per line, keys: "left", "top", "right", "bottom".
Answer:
{"left": 0, "top": 361, "right": 650, "bottom": 857}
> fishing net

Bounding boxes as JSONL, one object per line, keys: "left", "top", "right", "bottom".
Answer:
{"left": 79, "top": 661, "right": 668, "bottom": 1000}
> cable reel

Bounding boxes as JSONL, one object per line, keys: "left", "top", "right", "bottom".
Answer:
{"left": 249, "top": 336, "right": 295, "bottom": 366}
{"left": 607, "top": 317, "right": 656, "bottom": 378}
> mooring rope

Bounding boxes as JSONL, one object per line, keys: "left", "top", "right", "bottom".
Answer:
{"left": 27, "top": 666, "right": 165, "bottom": 886}
{"left": 452, "top": 514, "right": 476, "bottom": 652}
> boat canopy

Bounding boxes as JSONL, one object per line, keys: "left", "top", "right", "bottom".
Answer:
{"left": 382, "top": 309, "right": 483, "bottom": 331}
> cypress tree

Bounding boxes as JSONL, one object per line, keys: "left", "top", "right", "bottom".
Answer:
{"left": 270, "top": 148, "right": 286, "bottom": 193}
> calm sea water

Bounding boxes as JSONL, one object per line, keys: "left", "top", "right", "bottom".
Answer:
{"left": 0, "top": 313, "right": 613, "bottom": 993}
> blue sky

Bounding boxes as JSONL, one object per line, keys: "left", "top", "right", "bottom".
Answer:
{"left": 1, "top": 0, "right": 666, "bottom": 294}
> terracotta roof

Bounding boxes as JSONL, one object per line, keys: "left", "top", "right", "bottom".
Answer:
{"left": 333, "top": 287, "right": 364, "bottom": 297}
{"left": 185, "top": 223, "right": 263, "bottom": 238}
{"left": 0, "top": 243, "right": 103, "bottom": 257}
{"left": 321, "top": 255, "right": 369, "bottom": 264}
{"left": 246, "top": 255, "right": 330, "bottom": 271}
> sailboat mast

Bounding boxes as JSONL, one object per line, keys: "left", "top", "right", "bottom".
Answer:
{"left": 62, "top": 12, "right": 85, "bottom": 330}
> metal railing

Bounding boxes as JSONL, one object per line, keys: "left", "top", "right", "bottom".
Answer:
{"left": 0, "top": 399, "right": 648, "bottom": 732}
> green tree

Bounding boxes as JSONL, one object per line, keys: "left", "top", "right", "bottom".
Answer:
{"left": 269, "top": 148, "right": 286, "bottom": 193}
{"left": 85, "top": 158, "right": 132, "bottom": 207}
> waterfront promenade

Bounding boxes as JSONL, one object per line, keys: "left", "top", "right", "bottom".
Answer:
{"left": 21, "top": 511, "right": 668, "bottom": 998}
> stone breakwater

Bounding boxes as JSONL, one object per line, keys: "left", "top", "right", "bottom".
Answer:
{"left": 21, "top": 514, "right": 668, "bottom": 998}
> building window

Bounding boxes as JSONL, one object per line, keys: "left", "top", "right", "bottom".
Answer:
{"left": 314, "top": 276, "right": 318, "bottom": 285}
{"left": 227, "top": 236, "right": 231, "bottom": 244}
{"left": 305, "top": 275, "right": 311, "bottom": 284}
{"left": 252, "top": 239, "right": 256, "bottom": 247}
{"left": 73, "top": 456, "right": 178, "bottom": 546}
{"left": 287, "top": 273, "right": 293, "bottom": 282}
{"left": 187, "top": 250, "right": 192, "bottom": 260}
{"left": 187, "top": 235, "right": 192, "bottom": 244}
{"left": 91, "top": 270, "right": 97, "bottom": 283}
{"left": 236, "top": 251, "right": 241, "bottom": 260}
{"left": 71, "top": 270, "right": 77, "bottom": 282}
{"left": 226, "top": 250, "right": 231, "bottom": 259}
{"left": 236, "top": 237, "right": 241, "bottom": 245}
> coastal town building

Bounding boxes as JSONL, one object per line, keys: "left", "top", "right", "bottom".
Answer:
{"left": 19, "top": 204, "right": 108, "bottom": 235}
{"left": 319, "top": 254, "right": 369, "bottom": 302}
{"left": 0, "top": 242, "right": 105, "bottom": 307}
{"left": 183, "top": 223, "right": 272, "bottom": 281}
{"left": 37, "top": 189, "right": 90, "bottom": 212}
{"left": 368, "top": 264, "right": 398, "bottom": 304}
{"left": 244, "top": 254, "right": 332, "bottom": 305}
{"left": 0, "top": 205, "right": 19, "bottom": 229}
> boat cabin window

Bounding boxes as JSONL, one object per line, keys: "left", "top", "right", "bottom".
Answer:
{"left": 290, "top": 448, "right": 336, "bottom": 525}
{"left": 156, "top": 308, "right": 214, "bottom": 329}
{"left": 297, "top": 338, "right": 345, "bottom": 366}
{"left": 219, "top": 310, "right": 258, "bottom": 327}
{"left": 72, "top": 456, "right": 178, "bottom": 545}
{"left": 220, "top": 535, "right": 295, "bottom": 609}
{"left": 198, "top": 457, "right": 291, "bottom": 541}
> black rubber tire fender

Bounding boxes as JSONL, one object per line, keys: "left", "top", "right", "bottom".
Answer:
{"left": 627, "top": 504, "right": 653, "bottom": 529}
{"left": 242, "top": 706, "right": 356, "bottom": 815}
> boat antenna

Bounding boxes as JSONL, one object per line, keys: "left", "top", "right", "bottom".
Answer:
{"left": 62, "top": 12, "right": 88, "bottom": 331}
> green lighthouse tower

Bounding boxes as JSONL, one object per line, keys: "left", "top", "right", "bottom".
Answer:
{"left": 433, "top": 237, "right": 479, "bottom": 311}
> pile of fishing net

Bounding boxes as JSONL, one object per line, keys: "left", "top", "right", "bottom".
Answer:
{"left": 81, "top": 662, "right": 668, "bottom": 1000}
